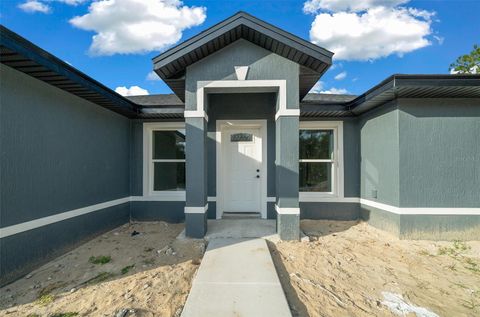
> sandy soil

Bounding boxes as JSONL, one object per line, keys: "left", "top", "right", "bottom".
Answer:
{"left": 270, "top": 220, "right": 480, "bottom": 317}
{"left": 0, "top": 222, "right": 205, "bottom": 317}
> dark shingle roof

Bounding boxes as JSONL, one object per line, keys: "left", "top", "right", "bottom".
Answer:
{"left": 152, "top": 11, "right": 333, "bottom": 101}
{"left": 126, "top": 94, "right": 184, "bottom": 107}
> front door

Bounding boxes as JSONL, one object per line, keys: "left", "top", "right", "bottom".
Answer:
{"left": 223, "top": 128, "right": 262, "bottom": 213}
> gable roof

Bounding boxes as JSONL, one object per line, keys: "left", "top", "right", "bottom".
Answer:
{"left": 152, "top": 11, "right": 333, "bottom": 101}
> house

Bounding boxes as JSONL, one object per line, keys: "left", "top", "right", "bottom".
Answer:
{"left": 1, "top": 12, "right": 479, "bottom": 285}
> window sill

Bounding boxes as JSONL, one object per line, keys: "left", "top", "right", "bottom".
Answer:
{"left": 299, "top": 192, "right": 342, "bottom": 202}
{"left": 141, "top": 191, "right": 186, "bottom": 201}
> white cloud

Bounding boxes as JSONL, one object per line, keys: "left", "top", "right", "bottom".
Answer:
{"left": 70, "top": 0, "right": 207, "bottom": 56}
{"left": 309, "top": 80, "right": 325, "bottom": 93}
{"left": 304, "top": 0, "right": 409, "bottom": 13}
{"left": 309, "top": 81, "right": 349, "bottom": 94}
{"left": 146, "top": 71, "right": 161, "bottom": 81}
{"left": 18, "top": 0, "right": 51, "bottom": 13}
{"left": 320, "top": 87, "right": 349, "bottom": 94}
{"left": 334, "top": 71, "right": 347, "bottom": 80}
{"left": 59, "top": 0, "right": 88, "bottom": 4}
{"left": 115, "top": 85, "right": 149, "bottom": 96}
{"left": 309, "top": 6, "right": 434, "bottom": 60}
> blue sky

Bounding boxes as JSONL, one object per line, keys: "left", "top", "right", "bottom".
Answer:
{"left": 1, "top": 0, "right": 479, "bottom": 96}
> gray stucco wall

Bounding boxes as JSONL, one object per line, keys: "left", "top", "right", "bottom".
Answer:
{"left": 185, "top": 39, "right": 300, "bottom": 111}
{"left": 398, "top": 98, "right": 480, "bottom": 208}
{"left": 0, "top": 65, "right": 131, "bottom": 284}
{"left": 359, "top": 102, "right": 400, "bottom": 206}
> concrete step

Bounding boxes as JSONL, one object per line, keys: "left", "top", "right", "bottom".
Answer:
{"left": 181, "top": 238, "right": 292, "bottom": 317}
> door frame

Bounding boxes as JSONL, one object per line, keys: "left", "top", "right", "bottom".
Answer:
{"left": 216, "top": 120, "right": 268, "bottom": 219}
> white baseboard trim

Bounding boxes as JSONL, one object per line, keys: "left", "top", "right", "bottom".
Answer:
{"left": 275, "top": 205, "right": 300, "bottom": 215}
{"left": 0, "top": 197, "right": 130, "bottom": 239}
{"left": 360, "top": 199, "right": 480, "bottom": 215}
{"left": 300, "top": 196, "right": 360, "bottom": 203}
{"left": 184, "top": 204, "right": 208, "bottom": 214}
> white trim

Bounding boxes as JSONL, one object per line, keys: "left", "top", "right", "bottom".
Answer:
{"left": 275, "top": 109, "right": 300, "bottom": 120}
{"left": 267, "top": 197, "right": 276, "bottom": 202}
{"left": 216, "top": 120, "right": 268, "bottom": 219}
{"left": 234, "top": 66, "right": 249, "bottom": 80}
{"left": 185, "top": 204, "right": 208, "bottom": 214}
{"left": 207, "top": 196, "right": 217, "bottom": 202}
{"left": 196, "top": 80, "right": 298, "bottom": 121}
{"left": 300, "top": 196, "right": 359, "bottom": 203}
{"left": 184, "top": 110, "right": 209, "bottom": 121}
{"left": 2, "top": 196, "right": 480, "bottom": 238}
{"left": 131, "top": 193, "right": 185, "bottom": 201}
{"left": 360, "top": 199, "right": 480, "bottom": 215}
{"left": 275, "top": 205, "right": 300, "bottom": 215}
{"left": 299, "top": 120, "right": 344, "bottom": 199}
{"left": 0, "top": 197, "right": 130, "bottom": 238}
{"left": 143, "top": 122, "right": 186, "bottom": 197}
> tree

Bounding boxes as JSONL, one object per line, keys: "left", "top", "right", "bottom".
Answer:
{"left": 450, "top": 44, "right": 480, "bottom": 74}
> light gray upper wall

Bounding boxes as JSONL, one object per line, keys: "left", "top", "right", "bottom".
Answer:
{"left": 398, "top": 98, "right": 480, "bottom": 208}
{"left": 0, "top": 64, "right": 131, "bottom": 227}
{"left": 185, "top": 39, "right": 299, "bottom": 111}
{"left": 358, "top": 102, "right": 400, "bottom": 206}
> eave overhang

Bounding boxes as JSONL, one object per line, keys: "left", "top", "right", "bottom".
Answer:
{"left": 152, "top": 11, "right": 333, "bottom": 101}
{"left": 1, "top": 25, "right": 139, "bottom": 118}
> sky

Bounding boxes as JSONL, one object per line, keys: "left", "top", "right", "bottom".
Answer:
{"left": 1, "top": 0, "right": 479, "bottom": 96}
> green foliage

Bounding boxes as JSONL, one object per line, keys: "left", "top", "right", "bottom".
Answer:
{"left": 26, "top": 314, "right": 41, "bottom": 317}
{"left": 121, "top": 264, "right": 135, "bottom": 275}
{"left": 88, "top": 255, "right": 111, "bottom": 265}
{"left": 450, "top": 44, "right": 480, "bottom": 74}
{"left": 437, "top": 240, "right": 470, "bottom": 256}
{"left": 85, "top": 272, "right": 114, "bottom": 285}
{"left": 36, "top": 294, "right": 55, "bottom": 306}
{"left": 50, "top": 313, "right": 79, "bottom": 317}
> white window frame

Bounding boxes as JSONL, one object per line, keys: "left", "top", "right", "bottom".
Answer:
{"left": 143, "top": 122, "right": 186, "bottom": 201}
{"left": 299, "top": 121, "right": 344, "bottom": 200}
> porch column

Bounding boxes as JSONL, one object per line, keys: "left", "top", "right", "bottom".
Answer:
{"left": 185, "top": 117, "right": 208, "bottom": 238}
{"left": 275, "top": 116, "right": 300, "bottom": 240}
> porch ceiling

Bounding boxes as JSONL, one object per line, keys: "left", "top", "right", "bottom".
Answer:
{"left": 152, "top": 11, "right": 333, "bottom": 102}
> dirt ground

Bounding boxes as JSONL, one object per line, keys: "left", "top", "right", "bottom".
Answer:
{"left": 0, "top": 222, "right": 205, "bottom": 317}
{"left": 270, "top": 220, "right": 480, "bottom": 317}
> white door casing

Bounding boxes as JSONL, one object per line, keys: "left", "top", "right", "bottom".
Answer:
{"left": 216, "top": 120, "right": 267, "bottom": 219}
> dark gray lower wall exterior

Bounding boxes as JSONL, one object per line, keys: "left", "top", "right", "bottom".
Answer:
{"left": 300, "top": 202, "right": 360, "bottom": 220}
{"left": 400, "top": 214, "right": 480, "bottom": 240}
{"left": 1, "top": 65, "right": 131, "bottom": 285}
{"left": 185, "top": 213, "right": 208, "bottom": 239}
{"left": 0, "top": 203, "right": 129, "bottom": 286}
{"left": 130, "top": 201, "right": 185, "bottom": 222}
{"left": 360, "top": 204, "right": 401, "bottom": 237}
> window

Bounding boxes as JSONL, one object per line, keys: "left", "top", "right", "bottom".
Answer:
{"left": 299, "top": 121, "right": 343, "bottom": 198}
{"left": 143, "top": 123, "right": 186, "bottom": 197}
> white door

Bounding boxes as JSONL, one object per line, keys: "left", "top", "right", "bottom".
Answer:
{"left": 223, "top": 128, "right": 262, "bottom": 212}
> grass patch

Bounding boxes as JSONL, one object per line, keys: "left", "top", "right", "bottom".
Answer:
{"left": 88, "top": 255, "right": 111, "bottom": 265}
{"left": 438, "top": 240, "right": 471, "bottom": 256}
{"left": 85, "top": 272, "right": 114, "bottom": 285}
{"left": 121, "top": 264, "right": 135, "bottom": 275}
{"left": 26, "top": 314, "right": 41, "bottom": 317}
{"left": 36, "top": 294, "right": 55, "bottom": 306}
{"left": 144, "top": 247, "right": 154, "bottom": 252}
{"left": 464, "top": 258, "right": 480, "bottom": 273}
{"left": 50, "top": 313, "right": 79, "bottom": 317}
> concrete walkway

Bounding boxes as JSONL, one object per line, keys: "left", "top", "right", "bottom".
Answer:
{"left": 181, "top": 237, "right": 292, "bottom": 317}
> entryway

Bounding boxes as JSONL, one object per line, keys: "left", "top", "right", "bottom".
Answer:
{"left": 216, "top": 120, "right": 267, "bottom": 219}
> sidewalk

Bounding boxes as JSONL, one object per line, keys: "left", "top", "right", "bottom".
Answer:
{"left": 181, "top": 238, "right": 292, "bottom": 317}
